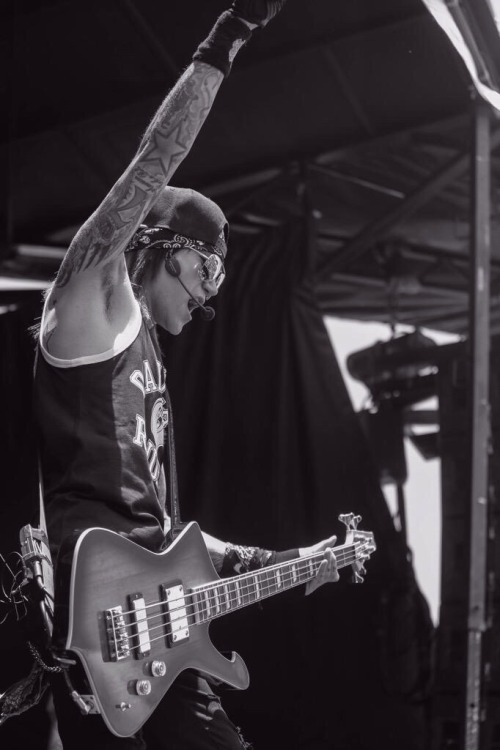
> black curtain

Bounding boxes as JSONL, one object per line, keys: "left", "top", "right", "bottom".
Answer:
{"left": 161, "top": 215, "right": 433, "bottom": 749}
{"left": 0, "top": 221, "right": 434, "bottom": 747}
{"left": 0, "top": 296, "right": 54, "bottom": 746}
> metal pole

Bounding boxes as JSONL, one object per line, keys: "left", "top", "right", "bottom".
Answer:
{"left": 396, "top": 482, "right": 408, "bottom": 546}
{"left": 465, "top": 97, "right": 492, "bottom": 750}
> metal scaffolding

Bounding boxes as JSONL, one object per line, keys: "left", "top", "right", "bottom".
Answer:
{"left": 465, "top": 97, "right": 492, "bottom": 750}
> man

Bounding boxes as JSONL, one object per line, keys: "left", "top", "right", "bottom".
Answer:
{"left": 33, "top": 2, "right": 339, "bottom": 747}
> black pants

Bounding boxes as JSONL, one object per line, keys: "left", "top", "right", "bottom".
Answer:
{"left": 51, "top": 669, "right": 251, "bottom": 749}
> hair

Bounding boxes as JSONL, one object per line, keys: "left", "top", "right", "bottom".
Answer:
{"left": 28, "top": 286, "right": 51, "bottom": 341}
{"left": 125, "top": 240, "right": 169, "bottom": 292}
{"left": 125, "top": 191, "right": 179, "bottom": 289}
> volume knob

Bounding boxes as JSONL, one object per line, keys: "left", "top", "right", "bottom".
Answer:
{"left": 135, "top": 679, "right": 152, "bottom": 696}
{"left": 151, "top": 660, "right": 167, "bottom": 677}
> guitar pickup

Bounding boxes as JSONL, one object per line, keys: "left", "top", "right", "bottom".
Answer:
{"left": 161, "top": 583, "right": 189, "bottom": 646}
{"left": 129, "top": 593, "right": 151, "bottom": 658}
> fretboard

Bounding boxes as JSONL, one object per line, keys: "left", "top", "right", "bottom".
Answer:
{"left": 190, "top": 542, "right": 358, "bottom": 624}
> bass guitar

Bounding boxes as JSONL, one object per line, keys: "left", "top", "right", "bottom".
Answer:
{"left": 61, "top": 512, "right": 375, "bottom": 737}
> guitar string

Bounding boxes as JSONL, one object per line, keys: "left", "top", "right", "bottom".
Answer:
{"left": 193, "top": 544, "right": 363, "bottom": 595}
{"left": 110, "top": 546, "right": 363, "bottom": 627}
{"left": 111, "top": 544, "right": 367, "bottom": 620}
{"left": 108, "top": 550, "right": 367, "bottom": 653}
{"left": 117, "top": 554, "right": 366, "bottom": 655}
{"left": 109, "top": 546, "right": 368, "bottom": 635}
{"left": 119, "top": 557, "right": 353, "bottom": 655}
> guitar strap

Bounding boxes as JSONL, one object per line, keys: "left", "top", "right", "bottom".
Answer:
{"left": 143, "top": 307, "right": 186, "bottom": 545}
{"left": 163, "top": 385, "right": 186, "bottom": 543}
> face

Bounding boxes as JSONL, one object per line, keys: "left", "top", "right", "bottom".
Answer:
{"left": 146, "top": 248, "right": 221, "bottom": 335}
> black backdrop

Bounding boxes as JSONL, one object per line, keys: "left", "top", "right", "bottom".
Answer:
{"left": 0, "top": 219, "right": 433, "bottom": 748}
{"left": 160, "top": 215, "right": 433, "bottom": 749}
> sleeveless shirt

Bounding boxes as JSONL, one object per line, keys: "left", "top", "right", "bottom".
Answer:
{"left": 34, "top": 300, "right": 169, "bottom": 559}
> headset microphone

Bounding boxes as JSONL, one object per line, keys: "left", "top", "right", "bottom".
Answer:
{"left": 165, "top": 255, "right": 215, "bottom": 321}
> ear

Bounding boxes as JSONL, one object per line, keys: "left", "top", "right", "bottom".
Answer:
{"left": 164, "top": 254, "right": 181, "bottom": 278}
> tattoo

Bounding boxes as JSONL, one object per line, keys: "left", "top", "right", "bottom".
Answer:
{"left": 55, "top": 62, "right": 223, "bottom": 289}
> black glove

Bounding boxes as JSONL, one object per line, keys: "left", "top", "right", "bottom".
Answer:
{"left": 231, "top": 0, "right": 288, "bottom": 27}
{"left": 193, "top": 0, "right": 288, "bottom": 77}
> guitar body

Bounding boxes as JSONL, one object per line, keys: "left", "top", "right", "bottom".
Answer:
{"left": 66, "top": 522, "right": 249, "bottom": 737}
{"left": 64, "top": 512, "right": 376, "bottom": 738}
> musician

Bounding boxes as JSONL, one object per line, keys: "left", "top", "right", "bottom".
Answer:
{"left": 33, "top": 2, "right": 339, "bottom": 747}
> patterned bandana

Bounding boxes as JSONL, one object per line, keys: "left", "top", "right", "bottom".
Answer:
{"left": 127, "top": 225, "right": 226, "bottom": 288}
{"left": 127, "top": 225, "right": 226, "bottom": 260}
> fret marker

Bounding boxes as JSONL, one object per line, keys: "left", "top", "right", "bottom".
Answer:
{"left": 235, "top": 580, "right": 242, "bottom": 606}
{"left": 276, "top": 569, "right": 282, "bottom": 588}
{"left": 203, "top": 590, "right": 211, "bottom": 616}
{"left": 254, "top": 577, "right": 261, "bottom": 599}
{"left": 291, "top": 564, "right": 298, "bottom": 583}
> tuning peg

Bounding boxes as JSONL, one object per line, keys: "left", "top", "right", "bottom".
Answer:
{"left": 353, "top": 570, "right": 364, "bottom": 584}
{"left": 339, "top": 513, "right": 363, "bottom": 530}
{"left": 339, "top": 513, "right": 354, "bottom": 529}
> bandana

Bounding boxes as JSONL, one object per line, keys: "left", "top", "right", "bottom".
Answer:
{"left": 127, "top": 225, "right": 226, "bottom": 288}
{"left": 127, "top": 225, "right": 226, "bottom": 259}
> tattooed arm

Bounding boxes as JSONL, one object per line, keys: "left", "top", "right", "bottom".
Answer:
{"left": 42, "top": 63, "right": 223, "bottom": 358}
{"left": 43, "top": 4, "right": 285, "bottom": 356}
{"left": 55, "top": 62, "right": 223, "bottom": 290}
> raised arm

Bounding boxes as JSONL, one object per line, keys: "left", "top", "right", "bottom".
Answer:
{"left": 54, "top": 0, "right": 286, "bottom": 290}
{"left": 54, "top": 61, "right": 223, "bottom": 290}
{"left": 43, "top": 2, "right": 289, "bottom": 357}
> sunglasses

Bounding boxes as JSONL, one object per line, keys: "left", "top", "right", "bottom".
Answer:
{"left": 192, "top": 247, "right": 226, "bottom": 289}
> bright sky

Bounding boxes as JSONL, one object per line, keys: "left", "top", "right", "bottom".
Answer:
{"left": 324, "top": 317, "right": 461, "bottom": 624}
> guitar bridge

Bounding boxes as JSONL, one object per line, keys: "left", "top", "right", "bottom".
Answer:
{"left": 105, "top": 606, "right": 130, "bottom": 661}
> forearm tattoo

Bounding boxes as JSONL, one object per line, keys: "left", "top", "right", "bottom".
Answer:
{"left": 221, "top": 544, "right": 273, "bottom": 577}
{"left": 55, "top": 62, "right": 223, "bottom": 289}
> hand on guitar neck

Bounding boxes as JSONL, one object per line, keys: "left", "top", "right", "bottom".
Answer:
{"left": 299, "top": 535, "right": 340, "bottom": 595}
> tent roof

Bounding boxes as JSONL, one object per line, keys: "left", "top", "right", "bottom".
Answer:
{"left": 2, "top": 0, "right": 497, "bottom": 333}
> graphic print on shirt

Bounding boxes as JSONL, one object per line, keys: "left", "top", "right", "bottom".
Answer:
{"left": 130, "top": 358, "right": 168, "bottom": 483}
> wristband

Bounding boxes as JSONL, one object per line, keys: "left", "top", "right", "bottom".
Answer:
{"left": 221, "top": 543, "right": 299, "bottom": 577}
{"left": 192, "top": 11, "right": 252, "bottom": 77}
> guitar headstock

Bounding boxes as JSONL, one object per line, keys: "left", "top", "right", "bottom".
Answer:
{"left": 338, "top": 513, "right": 376, "bottom": 583}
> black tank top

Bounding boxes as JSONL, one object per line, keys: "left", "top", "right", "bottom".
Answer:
{"left": 34, "top": 301, "right": 169, "bottom": 558}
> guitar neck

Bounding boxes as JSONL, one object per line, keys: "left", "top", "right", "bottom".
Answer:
{"left": 190, "top": 543, "right": 357, "bottom": 624}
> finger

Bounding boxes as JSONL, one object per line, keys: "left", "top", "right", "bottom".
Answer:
{"left": 305, "top": 560, "right": 327, "bottom": 595}
{"left": 324, "top": 550, "right": 339, "bottom": 581}
{"left": 314, "top": 535, "right": 337, "bottom": 553}
{"left": 317, "top": 558, "right": 329, "bottom": 576}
